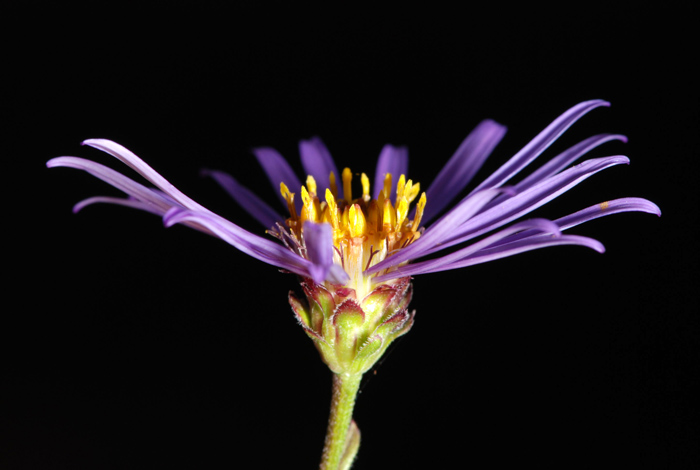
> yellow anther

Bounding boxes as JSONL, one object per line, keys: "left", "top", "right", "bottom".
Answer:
{"left": 382, "top": 173, "right": 392, "bottom": 197}
{"left": 280, "top": 182, "right": 291, "bottom": 200}
{"left": 412, "top": 192, "right": 427, "bottom": 231}
{"left": 329, "top": 171, "right": 338, "bottom": 199}
{"left": 395, "top": 197, "right": 409, "bottom": 231}
{"left": 375, "top": 189, "right": 385, "bottom": 228}
{"left": 325, "top": 188, "right": 340, "bottom": 229}
{"left": 301, "top": 185, "right": 311, "bottom": 205}
{"left": 342, "top": 167, "right": 353, "bottom": 202}
{"left": 340, "top": 206, "right": 350, "bottom": 234}
{"left": 382, "top": 199, "right": 395, "bottom": 230}
{"left": 306, "top": 175, "right": 317, "bottom": 197}
{"left": 396, "top": 174, "right": 406, "bottom": 200}
{"left": 361, "top": 172, "right": 370, "bottom": 199}
{"left": 348, "top": 204, "right": 366, "bottom": 238}
{"left": 367, "top": 200, "right": 379, "bottom": 231}
{"left": 405, "top": 181, "right": 420, "bottom": 204}
{"left": 280, "top": 182, "right": 297, "bottom": 219}
{"left": 300, "top": 186, "right": 317, "bottom": 222}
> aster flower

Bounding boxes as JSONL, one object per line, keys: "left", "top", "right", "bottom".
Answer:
{"left": 48, "top": 100, "right": 659, "bottom": 469}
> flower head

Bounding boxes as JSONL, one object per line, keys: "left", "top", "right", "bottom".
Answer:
{"left": 48, "top": 100, "right": 659, "bottom": 372}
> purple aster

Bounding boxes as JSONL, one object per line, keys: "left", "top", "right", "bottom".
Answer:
{"left": 47, "top": 100, "right": 659, "bottom": 296}
{"left": 48, "top": 99, "right": 660, "bottom": 469}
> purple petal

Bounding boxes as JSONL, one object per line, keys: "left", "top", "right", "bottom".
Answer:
{"left": 554, "top": 197, "right": 661, "bottom": 229}
{"left": 81, "top": 139, "right": 210, "bottom": 213}
{"left": 202, "top": 168, "right": 283, "bottom": 229}
{"left": 302, "top": 221, "right": 349, "bottom": 284}
{"left": 489, "top": 198, "right": 660, "bottom": 249}
{"left": 163, "top": 207, "right": 317, "bottom": 277}
{"left": 365, "top": 187, "right": 507, "bottom": 274}
{"left": 421, "top": 119, "right": 507, "bottom": 223}
{"left": 302, "top": 221, "right": 333, "bottom": 267}
{"left": 327, "top": 264, "right": 351, "bottom": 285}
{"left": 379, "top": 234, "right": 605, "bottom": 280}
{"left": 299, "top": 137, "right": 341, "bottom": 196}
{"left": 73, "top": 196, "right": 168, "bottom": 216}
{"left": 47, "top": 156, "right": 179, "bottom": 214}
{"left": 468, "top": 100, "right": 610, "bottom": 196}
{"left": 436, "top": 155, "right": 630, "bottom": 252}
{"left": 453, "top": 234, "right": 606, "bottom": 267}
{"left": 251, "top": 146, "right": 303, "bottom": 211}
{"left": 373, "top": 144, "right": 409, "bottom": 200}
{"left": 375, "top": 218, "right": 561, "bottom": 280}
{"left": 485, "top": 133, "right": 627, "bottom": 210}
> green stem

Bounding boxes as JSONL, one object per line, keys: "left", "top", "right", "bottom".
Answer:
{"left": 320, "top": 372, "right": 363, "bottom": 470}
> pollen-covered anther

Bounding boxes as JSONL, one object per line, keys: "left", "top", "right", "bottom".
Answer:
{"left": 348, "top": 204, "right": 366, "bottom": 238}
{"left": 382, "top": 173, "right": 392, "bottom": 197}
{"left": 342, "top": 167, "right": 353, "bottom": 203}
{"left": 325, "top": 188, "right": 340, "bottom": 230}
{"left": 382, "top": 199, "right": 396, "bottom": 232}
{"left": 300, "top": 185, "right": 319, "bottom": 223}
{"left": 412, "top": 192, "right": 427, "bottom": 231}
{"left": 306, "top": 175, "right": 317, "bottom": 197}
{"left": 280, "top": 182, "right": 298, "bottom": 221}
{"left": 395, "top": 197, "right": 409, "bottom": 231}
{"left": 360, "top": 173, "right": 370, "bottom": 200}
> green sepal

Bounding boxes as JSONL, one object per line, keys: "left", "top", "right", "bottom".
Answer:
{"left": 302, "top": 281, "right": 334, "bottom": 333}
{"left": 351, "top": 334, "right": 385, "bottom": 373}
{"left": 332, "top": 299, "right": 366, "bottom": 367}
{"left": 289, "top": 291, "right": 314, "bottom": 334}
{"left": 289, "top": 290, "right": 332, "bottom": 360}
{"left": 374, "top": 308, "right": 412, "bottom": 338}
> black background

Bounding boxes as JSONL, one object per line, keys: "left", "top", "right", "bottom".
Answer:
{"left": 4, "top": 5, "right": 697, "bottom": 469}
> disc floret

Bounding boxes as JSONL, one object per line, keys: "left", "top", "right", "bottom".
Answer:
{"left": 280, "top": 167, "right": 426, "bottom": 299}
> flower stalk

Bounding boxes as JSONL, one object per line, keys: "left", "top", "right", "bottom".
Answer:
{"left": 320, "top": 372, "right": 363, "bottom": 470}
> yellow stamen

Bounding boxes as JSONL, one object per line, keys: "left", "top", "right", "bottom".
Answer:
{"left": 367, "top": 200, "right": 379, "bottom": 231}
{"left": 306, "top": 175, "right": 317, "bottom": 197}
{"left": 300, "top": 186, "right": 318, "bottom": 222}
{"left": 396, "top": 174, "right": 406, "bottom": 200}
{"left": 325, "top": 188, "right": 340, "bottom": 230}
{"left": 412, "top": 192, "right": 427, "bottom": 231}
{"left": 280, "top": 182, "right": 297, "bottom": 219}
{"left": 382, "top": 199, "right": 395, "bottom": 231}
{"left": 395, "top": 197, "right": 409, "bottom": 231}
{"left": 361, "top": 172, "right": 370, "bottom": 199}
{"left": 405, "top": 181, "right": 420, "bottom": 204}
{"left": 342, "top": 168, "right": 353, "bottom": 203}
{"left": 348, "top": 204, "right": 366, "bottom": 238}
{"left": 329, "top": 171, "right": 338, "bottom": 198}
{"left": 382, "top": 173, "right": 392, "bottom": 197}
{"left": 376, "top": 185, "right": 386, "bottom": 222}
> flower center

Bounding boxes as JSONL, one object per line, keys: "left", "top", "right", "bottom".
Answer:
{"left": 279, "top": 168, "right": 426, "bottom": 296}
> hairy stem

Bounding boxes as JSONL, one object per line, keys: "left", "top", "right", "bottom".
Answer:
{"left": 319, "top": 372, "right": 362, "bottom": 470}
